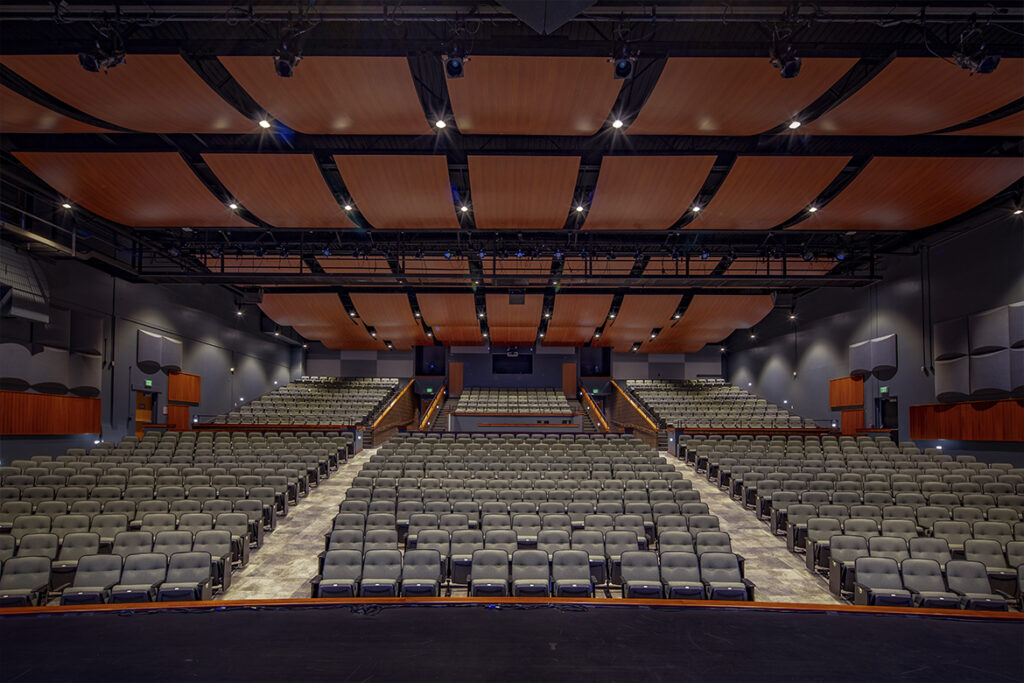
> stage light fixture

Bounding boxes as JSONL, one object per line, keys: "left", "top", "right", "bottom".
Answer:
{"left": 808, "top": 206, "right": 818, "bottom": 213}
{"left": 770, "top": 39, "right": 801, "bottom": 78}
{"left": 322, "top": 247, "right": 331, "bottom": 257}
{"left": 700, "top": 249, "right": 709, "bottom": 260}
{"left": 461, "top": 205, "right": 469, "bottom": 213}
{"left": 1014, "top": 208, "right": 1023, "bottom": 215}
{"left": 788, "top": 120, "right": 801, "bottom": 129}
{"left": 802, "top": 250, "right": 814, "bottom": 261}
{"left": 953, "top": 21, "right": 1001, "bottom": 74}
{"left": 435, "top": 119, "right": 447, "bottom": 129}
{"left": 258, "top": 119, "right": 272, "bottom": 129}
{"left": 343, "top": 203, "right": 353, "bottom": 211}
{"left": 836, "top": 250, "right": 848, "bottom": 261}
{"left": 612, "top": 119, "right": 624, "bottom": 129}
{"left": 228, "top": 202, "right": 239, "bottom": 210}
{"left": 78, "top": 30, "right": 126, "bottom": 73}
{"left": 612, "top": 45, "right": 638, "bottom": 80}
{"left": 61, "top": 202, "right": 72, "bottom": 210}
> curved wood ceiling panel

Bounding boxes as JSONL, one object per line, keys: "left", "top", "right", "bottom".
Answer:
{"left": 0, "top": 85, "right": 107, "bottom": 133}
{"left": 802, "top": 58, "right": 1024, "bottom": 135}
{"left": 333, "top": 155, "right": 458, "bottom": 229}
{"left": 689, "top": 156, "right": 850, "bottom": 230}
{"left": 642, "top": 295, "right": 774, "bottom": 353}
{"left": 204, "top": 154, "right": 354, "bottom": 228}
{"left": 469, "top": 156, "right": 579, "bottom": 229}
{"left": 402, "top": 257, "right": 470, "bottom": 285}
{"left": 628, "top": 58, "right": 855, "bottom": 135}
{"left": 221, "top": 56, "right": 430, "bottom": 135}
{"left": 794, "top": 157, "right": 1024, "bottom": 231}
{"left": 204, "top": 254, "right": 305, "bottom": 273}
{"left": 13, "top": 152, "right": 253, "bottom": 227}
{"left": 316, "top": 256, "right": 394, "bottom": 276}
{"left": 486, "top": 293, "right": 544, "bottom": 345}
{"left": 583, "top": 156, "right": 716, "bottom": 230}
{"left": 418, "top": 293, "right": 482, "bottom": 345}
{"left": 350, "top": 293, "right": 429, "bottom": 350}
{"left": 644, "top": 257, "right": 720, "bottom": 276}
{"left": 725, "top": 257, "right": 837, "bottom": 277}
{"left": 545, "top": 294, "right": 614, "bottom": 346}
{"left": 259, "top": 293, "right": 382, "bottom": 350}
{"left": 483, "top": 258, "right": 552, "bottom": 285}
{"left": 447, "top": 56, "right": 622, "bottom": 135}
{"left": 944, "top": 111, "right": 1024, "bottom": 137}
{"left": 562, "top": 258, "right": 635, "bottom": 278}
{"left": 1, "top": 55, "right": 257, "bottom": 133}
{"left": 597, "top": 295, "right": 681, "bottom": 352}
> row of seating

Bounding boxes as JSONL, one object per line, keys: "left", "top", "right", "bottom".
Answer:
{"left": 455, "top": 388, "right": 573, "bottom": 415}
{"left": 212, "top": 376, "right": 399, "bottom": 424}
{"left": 852, "top": 557, "right": 1016, "bottom": 610}
{"left": 626, "top": 379, "right": 814, "bottom": 428}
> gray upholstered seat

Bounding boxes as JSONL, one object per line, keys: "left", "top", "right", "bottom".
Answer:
{"left": 61, "top": 554, "right": 123, "bottom": 605}
{"left": 900, "top": 558, "right": 959, "bottom": 608}
{"left": 400, "top": 549, "right": 443, "bottom": 597}
{"left": 359, "top": 549, "right": 402, "bottom": 597}
{"left": 109, "top": 552, "right": 167, "bottom": 602}
{"left": 468, "top": 549, "right": 509, "bottom": 597}
{"left": 0, "top": 556, "right": 51, "bottom": 606}
{"left": 313, "top": 549, "right": 361, "bottom": 598}
{"left": 945, "top": 560, "right": 1009, "bottom": 611}
{"left": 551, "top": 549, "right": 593, "bottom": 598}
{"left": 852, "top": 557, "right": 913, "bottom": 606}
{"left": 700, "top": 552, "right": 754, "bottom": 601}
{"left": 511, "top": 549, "right": 550, "bottom": 596}
{"left": 620, "top": 551, "right": 663, "bottom": 599}
{"left": 659, "top": 551, "right": 704, "bottom": 599}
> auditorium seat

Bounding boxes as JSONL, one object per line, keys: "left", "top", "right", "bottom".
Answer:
{"left": 359, "top": 549, "right": 402, "bottom": 598}
{"left": 0, "top": 556, "right": 50, "bottom": 606}
{"left": 700, "top": 552, "right": 754, "bottom": 601}
{"left": 109, "top": 553, "right": 167, "bottom": 603}
{"left": 60, "top": 554, "right": 123, "bottom": 605}
{"left": 853, "top": 557, "right": 913, "bottom": 607}
{"left": 659, "top": 551, "right": 705, "bottom": 600}
{"left": 620, "top": 551, "right": 664, "bottom": 599}
{"left": 511, "top": 549, "right": 551, "bottom": 597}
{"left": 313, "top": 549, "right": 361, "bottom": 598}
{"left": 193, "top": 530, "right": 232, "bottom": 592}
{"left": 900, "top": 559, "right": 960, "bottom": 609}
{"left": 551, "top": 550, "right": 593, "bottom": 598}
{"left": 944, "top": 560, "right": 1009, "bottom": 611}
{"left": 469, "top": 549, "right": 510, "bottom": 597}
{"left": 400, "top": 549, "right": 443, "bottom": 597}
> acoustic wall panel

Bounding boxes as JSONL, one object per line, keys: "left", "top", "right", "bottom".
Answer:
{"left": 969, "top": 349, "right": 1011, "bottom": 396}
{"left": 935, "top": 356, "right": 970, "bottom": 402}
{"left": 870, "top": 333, "right": 898, "bottom": 380}
{"left": 28, "top": 347, "right": 69, "bottom": 394}
{"left": 0, "top": 317, "right": 32, "bottom": 345}
{"left": 70, "top": 311, "right": 103, "bottom": 356}
{"left": 68, "top": 353, "right": 102, "bottom": 397}
{"left": 849, "top": 340, "right": 871, "bottom": 378}
{"left": 933, "top": 318, "right": 968, "bottom": 361}
{"left": 1009, "top": 301, "right": 1024, "bottom": 349}
{"left": 32, "top": 307, "right": 70, "bottom": 349}
{"left": 160, "top": 337, "right": 183, "bottom": 373}
{"left": 969, "top": 306, "right": 1009, "bottom": 355}
{"left": 0, "top": 342, "right": 32, "bottom": 390}
{"left": 1011, "top": 348, "right": 1024, "bottom": 394}
{"left": 137, "top": 330, "right": 162, "bottom": 374}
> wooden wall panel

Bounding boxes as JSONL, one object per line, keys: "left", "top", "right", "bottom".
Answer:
{"left": 690, "top": 156, "right": 850, "bottom": 230}
{"left": 203, "top": 154, "right": 354, "bottom": 228}
{"left": 469, "top": 156, "right": 579, "bottom": 229}
{"left": 221, "top": 56, "right": 430, "bottom": 135}
{"left": 803, "top": 58, "right": 1024, "bottom": 136}
{"left": 334, "top": 155, "right": 459, "bottom": 229}
{"left": 0, "top": 390, "right": 101, "bottom": 434}
{"left": 910, "top": 399, "right": 1024, "bottom": 442}
{"left": 583, "top": 156, "right": 716, "bottom": 230}
{"left": 449, "top": 362, "right": 464, "bottom": 398}
{"left": 168, "top": 372, "right": 201, "bottom": 405}
{"left": 0, "top": 84, "right": 108, "bottom": 133}
{"left": 829, "top": 376, "right": 864, "bottom": 408}
{"left": 628, "top": 57, "right": 856, "bottom": 135}
{"left": 2, "top": 54, "right": 257, "bottom": 133}
{"left": 166, "top": 404, "right": 192, "bottom": 431}
{"left": 795, "top": 157, "right": 1024, "bottom": 231}
{"left": 14, "top": 152, "right": 253, "bottom": 228}
{"left": 447, "top": 56, "right": 622, "bottom": 135}
{"left": 562, "top": 363, "right": 578, "bottom": 398}
{"left": 840, "top": 408, "right": 865, "bottom": 436}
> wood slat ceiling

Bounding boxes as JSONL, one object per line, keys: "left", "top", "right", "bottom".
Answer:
{"left": 220, "top": 56, "right": 430, "bottom": 135}
{"left": 644, "top": 257, "right": 720, "bottom": 277}
{"left": 545, "top": 294, "right": 614, "bottom": 346}
{"left": 401, "top": 257, "right": 471, "bottom": 285}
{"left": 259, "top": 293, "right": 382, "bottom": 350}
{"left": 583, "top": 156, "right": 717, "bottom": 230}
{"left": 725, "top": 257, "right": 837, "bottom": 277}
{"left": 802, "top": 58, "right": 1024, "bottom": 136}
{"left": 1, "top": 55, "right": 258, "bottom": 133}
{"left": 689, "top": 156, "right": 850, "bottom": 230}
{"left": 349, "top": 293, "right": 429, "bottom": 350}
{"left": 596, "top": 295, "right": 681, "bottom": 352}
{"left": 794, "top": 157, "right": 1024, "bottom": 231}
{"left": 483, "top": 257, "right": 553, "bottom": 285}
{"left": 13, "top": 151, "right": 253, "bottom": 228}
{"left": 203, "top": 154, "right": 354, "bottom": 229}
{"left": 0, "top": 85, "right": 107, "bottom": 133}
{"left": 469, "top": 156, "right": 580, "bottom": 229}
{"left": 418, "top": 293, "right": 483, "bottom": 345}
{"left": 486, "top": 293, "right": 544, "bottom": 345}
{"left": 333, "top": 155, "right": 459, "bottom": 229}
{"left": 642, "top": 295, "right": 774, "bottom": 353}
{"left": 447, "top": 56, "right": 622, "bottom": 135}
{"left": 627, "top": 58, "right": 856, "bottom": 135}
{"left": 315, "top": 256, "right": 394, "bottom": 276}
{"left": 943, "top": 111, "right": 1024, "bottom": 136}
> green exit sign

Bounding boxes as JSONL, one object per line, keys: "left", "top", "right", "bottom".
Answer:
{"left": 592, "top": 388, "right": 599, "bottom": 394}
{"left": 426, "top": 387, "right": 433, "bottom": 394}
{"left": 880, "top": 386, "right": 888, "bottom": 394}
{"left": 145, "top": 379, "right": 153, "bottom": 388}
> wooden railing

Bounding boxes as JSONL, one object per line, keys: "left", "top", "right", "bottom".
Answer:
{"left": 579, "top": 388, "right": 610, "bottom": 432}
{"left": 607, "top": 380, "right": 659, "bottom": 446}
{"left": 417, "top": 385, "right": 446, "bottom": 431}
{"left": 372, "top": 380, "right": 417, "bottom": 444}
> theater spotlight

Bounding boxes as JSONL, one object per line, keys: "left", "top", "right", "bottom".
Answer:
{"left": 953, "top": 20, "right": 1001, "bottom": 74}
{"left": 802, "top": 250, "right": 814, "bottom": 261}
{"left": 611, "top": 45, "right": 638, "bottom": 80}
{"left": 78, "top": 29, "right": 126, "bottom": 73}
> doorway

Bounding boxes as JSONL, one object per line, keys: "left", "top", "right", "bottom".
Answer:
{"left": 875, "top": 396, "right": 898, "bottom": 430}
{"left": 135, "top": 391, "right": 154, "bottom": 439}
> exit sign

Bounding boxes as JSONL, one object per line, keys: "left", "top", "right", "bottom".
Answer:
{"left": 426, "top": 387, "right": 433, "bottom": 394}
{"left": 145, "top": 379, "right": 153, "bottom": 388}
{"left": 592, "top": 388, "right": 599, "bottom": 394}
{"left": 880, "top": 386, "right": 888, "bottom": 394}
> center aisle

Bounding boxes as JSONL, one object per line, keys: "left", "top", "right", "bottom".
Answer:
{"left": 666, "top": 450, "right": 843, "bottom": 605}
{"left": 223, "top": 447, "right": 377, "bottom": 600}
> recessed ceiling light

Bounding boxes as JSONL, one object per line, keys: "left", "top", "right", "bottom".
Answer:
{"left": 460, "top": 205, "right": 469, "bottom": 213}
{"left": 349, "top": 311, "right": 356, "bottom": 317}
{"left": 544, "top": 312, "right": 551, "bottom": 318}
{"left": 576, "top": 205, "right": 584, "bottom": 213}
{"left": 750, "top": 333, "right": 756, "bottom": 339}
{"left": 1015, "top": 208, "right": 1023, "bottom": 215}
{"left": 788, "top": 120, "right": 801, "bottom": 129}
{"left": 611, "top": 119, "right": 623, "bottom": 129}
{"left": 539, "top": 332, "right": 545, "bottom": 337}
{"left": 228, "top": 202, "right": 239, "bottom": 210}
{"left": 673, "top": 313, "right": 681, "bottom": 319}
{"left": 609, "top": 313, "right": 616, "bottom": 319}
{"left": 482, "top": 331, "right": 488, "bottom": 337}
{"left": 435, "top": 119, "right": 447, "bottom": 129}
{"left": 808, "top": 206, "right": 818, "bottom": 213}
{"left": 258, "top": 119, "right": 272, "bottom": 129}
{"left": 343, "top": 204, "right": 353, "bottom": 211}
{"left": 414, "top": 311, "right": 421, "bottom": 318}
{"left": 594, "top": 333, "right": 601, "bottom": 339}
{"left": 691, "top": 206, "right": 701, "bottom": 213}
{"left": 478, "top": 312, "right": 485, "bottom": 318}
{"left": 61, "top": 202, "right": 72, "bottom": 209}
{"left": 720, "top": 347, "right": 725, "bottom": 352}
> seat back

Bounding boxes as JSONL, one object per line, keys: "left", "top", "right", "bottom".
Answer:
{"left": 120, "top": 552, "right": 167, "bottom": 585}
{"left": 900, "top": 558, "right": 947, "bottom": 593}
{"left": 402, "top": 549, "right": 443, "bottom": 583}
{"left": 470, "top": 549, "right": 509, "bottom": 582}
{"left": 908, "top": 537, "right": 952, "bottom": 566}
{"left": 964, "top": 539, "right": 1009, "bottom": 568}
{"left": 16, "top": 533, "right": 59, "bottom": 559}
{"left": 322, "top": 549, "right": 362, "bottom": 581}
{"left": 56, "top": 532, "right": 100, "bottom": 561}
{"left": 362, "top": 549, "right": 402, "bottom": 581}
{"left": 72, "top": 554, "right": 123, "bottom": 588}
{"left": 193, "top": 530, "right": 231, "bottom": 559}
{"left": 551, "top": 549, "right": 591, "bottom": 582}
{"left": 153, "top": 530, "right": 194, "bottom": 556}
{"left": 512, "top": 549, "right": 550, "bottom": 581}
{"left": 166, "top": 551, "right": 212, "bottom": 583}
{"left": 620, "top": 550, "right": 660, "bottom": 583}
{"left": 945, "top": 560, "right": 994, "bottom": 595}
{"left": 659, "top": 550, "right": 700, "bottom": 582}
{"left": 699, "top": 552, "right": 742, "bottom": 583}
{"left": 0, "top": 556, "right": 50, "bottom": 589}
{"left": 855, "top": 556, "right": 904, "bottom": 590}
{"left": 868, "top": 536, "right": 909, "bottom": 563}
{"left": 694, "top": 531, "right": 732, "bottom": 555}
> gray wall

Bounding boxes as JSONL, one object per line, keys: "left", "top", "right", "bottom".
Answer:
{"left": 305, "top": 347, "right": 414, "bottom": 379}
{"left": 451, "top": 346, "right": 575, "bottom": 389}
{"left": 1, "top": 257, "right": 302, "bottom": 462}
{"left": 612, "top": 348, "right": 723, "bottom": 380}
{"left": 726, "top": 212, "right": 1024, "bottom": 458}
